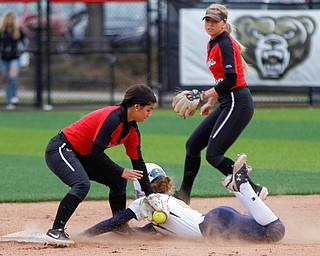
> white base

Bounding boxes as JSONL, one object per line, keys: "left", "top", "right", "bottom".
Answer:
{"left": 0, "top": 231, "right": 46, "bottom": 244}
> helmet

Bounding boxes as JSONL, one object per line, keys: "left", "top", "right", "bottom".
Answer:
{"left": 133, "top": 163, "right": 166, "bottom": 199}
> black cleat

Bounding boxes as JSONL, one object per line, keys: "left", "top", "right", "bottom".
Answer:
{"left": 45, "top": 228, "right": 75, "bottom": 247}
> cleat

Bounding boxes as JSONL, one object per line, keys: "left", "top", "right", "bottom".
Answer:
{"left": 221, "top": 154, "right": 269, "bottom": 200}
{"left": 227, "top": 153, "right": 249, "bottom": 192}
{"left": 254, "top": 185, "right": 269, "bottom": 201}
{"left": 45, "top": 228, "right": 75, "bottom": 247}
{"left": 221, "top": 166, "right": 252, "bottom": 189}
{"left": 221, "top": 174, "right": 232, "bottom": 189}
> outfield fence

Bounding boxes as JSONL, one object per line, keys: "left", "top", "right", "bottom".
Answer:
{"left": 0, "top": 0, "right": 319, "bottom": 110}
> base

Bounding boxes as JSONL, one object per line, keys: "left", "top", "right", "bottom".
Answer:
{"left": 0, "top": 231, "right": 46, "bottom": 244}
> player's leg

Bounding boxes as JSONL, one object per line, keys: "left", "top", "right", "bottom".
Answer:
{"left": 205, "top": 91, "right": 253, "bottom": 175}
{"left": 222, "top": 156, "right": 268, "bottom": 201}
{"left": 227, "top": 158, "right": 285, "bottom": 241}
{"left": 0, "top": 60, "right": 13, "bottom": 107}
{"left": 200, "top": 206, "right": 264, "bottom": 240}
{"left": 84, "top": 208, "right": 136, "bottom": 236}
{"left": 8, "top": 59, "right": 20, "bottom": 103}
{"left": 85, "top": 159, "right": 130, "bottom": 234}
{"left": 45, "top": 134, "right": 90, "bottom": 245}
{"left": 206, "top": 91, "right": 268, "bottom": 199}
{"left": 200, "top": 205, "right": 284, "bottom": 242}
{"left": 174, "top": 108, "right": 221, "bottom": 204}
{"left": 85, "top": 158, "right": 128, "bottom": 216}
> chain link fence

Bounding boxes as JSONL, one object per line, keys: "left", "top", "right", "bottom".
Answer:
{"left": 0, "top": 1, "right": 156, "bottom": 109}
{"left": 0, "top": 0, "right": 319, "bottom": 110}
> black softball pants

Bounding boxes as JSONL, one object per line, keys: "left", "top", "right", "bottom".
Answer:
{"left": 186, "top": 86, "right": 254, "bottom": 176}
{"left": 45, "top": 133, "right": 127, "bottom": 216}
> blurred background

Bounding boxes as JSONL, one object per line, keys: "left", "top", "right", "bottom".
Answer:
{"left": 0, "top": 0, "right": 319, "bottom": 109}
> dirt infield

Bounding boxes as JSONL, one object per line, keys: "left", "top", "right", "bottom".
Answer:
{"left": 1, "top": 195, "right": 319, "bottom": 256}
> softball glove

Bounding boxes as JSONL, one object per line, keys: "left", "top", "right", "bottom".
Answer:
{"left": 172, "top": 89, "right": 202, "bottom": 118}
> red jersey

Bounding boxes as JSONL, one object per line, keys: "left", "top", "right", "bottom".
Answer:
{"left": 62, "top": 106, "right": 141, "bottom": 160}
{"left": 206, "top": 31, "right": 247, "bottom": 90}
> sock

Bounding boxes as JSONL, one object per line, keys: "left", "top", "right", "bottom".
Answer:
{"left": 52, "top": 193, "right": 82, "bottom": 229}
{"left": 109, "top": 192, "right": 126, "bottom": 216}
{"left": 239, "top": 182, "right": 278, "bottom": 226}
{"left": 216, "top": 158, "right": 234, "bottom": 176}
{"left": 233, "top": 191, "right": 252, "bottom": 216}
{"left": 179, "top": 154, "right": 201, "bottom": 196}
{"left": 249, "top": 180, "right": 259, "bottom": 191}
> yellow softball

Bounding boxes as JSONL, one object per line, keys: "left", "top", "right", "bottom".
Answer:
{"left": 152, "top": 211, "right": 167, "bottom": 224}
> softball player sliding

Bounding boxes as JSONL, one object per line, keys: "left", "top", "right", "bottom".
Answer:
{"left": 44, "top": 84, "right": 157, "bottom": 246}
{"left": 85, "top": 158, "right": 285, "bottom": 242}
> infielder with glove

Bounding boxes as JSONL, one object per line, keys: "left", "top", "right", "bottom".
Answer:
{"left": 44, "top": 84, "right": 157, "bottom": 246}
{"left": 173, "top": 4, "right": 268, "bottom": 204}
{"left": 84, "top": 161, "right": 285, "bottom": 243}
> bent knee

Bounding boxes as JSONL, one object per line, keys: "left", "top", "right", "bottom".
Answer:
{"left": 265, "top": 219, "right": 286, "bottom": 242}
{"left": 185, "top": 141, "right": 201, "bottom": 157}
{"left": 206, "top": 153, "right": 222, "bottom": 168}
{"left": 70, "top": 180, "right": 91, "bottom": 200}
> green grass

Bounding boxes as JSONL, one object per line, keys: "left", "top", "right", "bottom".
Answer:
{"left": 0, "top": 107, "right": 319, "bottom": 202}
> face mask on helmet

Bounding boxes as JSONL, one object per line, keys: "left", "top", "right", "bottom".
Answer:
{"left": 133, "top": 163, "right": 166, "bottom": 199}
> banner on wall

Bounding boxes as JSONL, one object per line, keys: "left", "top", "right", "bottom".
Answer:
{"left": 179, "top": 9, "right": 320, "bottom": 87}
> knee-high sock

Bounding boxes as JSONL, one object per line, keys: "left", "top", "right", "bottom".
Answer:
{"left": 216, "top": 158, "right": 234, "bottom": 176}
{"left": 52, "top": 193, "right": 82, "bottom": 229}
{"left": 239, "top": 182, "right": 278, "bottom": 226}
{"left": 109, "top": 191, "right": 126, "bottom": 216}
{"left": 233, "top": 191, "right": 252, "bottom": 216}
{"left": 179, "top": 154, "right": 201, "bottom": 196}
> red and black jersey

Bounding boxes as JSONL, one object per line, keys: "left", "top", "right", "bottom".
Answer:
{"left": 62, "top": 105, "right": 141, "bottom": 159}
{"left": 61, "top": 105, "right": 153, "bottom": 196}
{"left": 206, "top": 31, "right": 247, "bottom": 93}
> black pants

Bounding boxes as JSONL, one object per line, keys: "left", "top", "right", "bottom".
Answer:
{"left": 45, "top": 132, "right": 127, "bottom": 215}
{"left": 186, "top": 86, "right": 254, "bottom": 176}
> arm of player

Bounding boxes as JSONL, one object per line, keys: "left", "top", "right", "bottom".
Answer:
{"left": 84, "top": 208, "right": 136, "bottom": 236}
{"left": 91, "top": 142, "right": 124, "bottom": 174}
{"left": 131, "top": 159, "right": 155, "bottom": 196}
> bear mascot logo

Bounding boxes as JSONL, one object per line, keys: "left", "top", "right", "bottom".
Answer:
{"left": 233, "top": 15, "right": 315, "bottom": 79}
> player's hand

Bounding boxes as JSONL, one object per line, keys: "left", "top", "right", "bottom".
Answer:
{"left": 121, "top": 168, "right": 143, "bottom": 181}
{"left": 200, "top": 103, "right": 213, "bottom": 115}
{"left": 200, "top": 94, "right": 218, "bottom": 115}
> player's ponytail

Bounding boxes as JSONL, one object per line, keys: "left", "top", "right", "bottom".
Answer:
{"left": 152, "top": 176, "right": 173, "bottom": 195}
{"left": 225, "top": 22, "right": 249, "bottom": 72}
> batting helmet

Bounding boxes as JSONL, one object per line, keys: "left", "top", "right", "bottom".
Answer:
{"left": 133, "top": 163, "right": 166, "bottom": 199}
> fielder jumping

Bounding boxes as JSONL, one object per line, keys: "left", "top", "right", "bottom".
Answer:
{"left": 84, "top": 156, "right": 285, "bottom": 242}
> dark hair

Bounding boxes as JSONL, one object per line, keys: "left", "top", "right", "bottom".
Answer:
{"left": 120, "top": 84, "right": 157, "bottom": 107}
